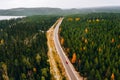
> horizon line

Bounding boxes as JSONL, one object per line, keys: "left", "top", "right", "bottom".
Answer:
{"left": 0, "top": 5, "right": 120, "bottom": 10}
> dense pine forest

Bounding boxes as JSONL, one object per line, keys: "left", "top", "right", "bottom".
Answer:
{"left": 0, "top": 16, "right": 58, "bottom": 80}
{"left": 60, "top": 13, "right": 120, "bottom": 80}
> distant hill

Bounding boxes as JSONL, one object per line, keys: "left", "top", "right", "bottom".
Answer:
{"left": 0, "top": 8, "right": 63, "bottom": 16}
{"left": 0, "top": 6, "right": 120, "bottom": 16}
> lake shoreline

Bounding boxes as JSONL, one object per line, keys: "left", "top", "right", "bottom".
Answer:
{"left": 0, "top": 16, "right": 25, "bottom": 20}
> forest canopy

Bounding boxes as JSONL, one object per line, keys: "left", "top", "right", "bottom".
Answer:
{"left": 60, "top": 13, "right": 120, "bottom": 80}
{"left": 0, "top": 15, "right": 59, "bottom": 80}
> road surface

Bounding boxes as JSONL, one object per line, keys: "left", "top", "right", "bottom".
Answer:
{"left": 53, "top": 18, "right": 83, "bottom": 80}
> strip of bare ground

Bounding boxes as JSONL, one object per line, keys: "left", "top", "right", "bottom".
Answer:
{"left": 46, "top": 19, "right": 68, "bottom": 80}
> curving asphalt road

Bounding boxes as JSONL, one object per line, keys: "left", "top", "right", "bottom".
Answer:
{"left": 53, "top": 18, "right": 83, "bottom": 80}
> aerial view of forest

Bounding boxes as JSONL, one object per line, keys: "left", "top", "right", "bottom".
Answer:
{"left": 60, "top": 13, "right": 120, "bottom": 80}
{"left": 0, "top": 0, "right": 120, "bottom": 80}
{"left": 0, "top": 12, "right": 120, "bottom": 80}
{"left": 0, "top": 16, "right": 59, "bottom": 80}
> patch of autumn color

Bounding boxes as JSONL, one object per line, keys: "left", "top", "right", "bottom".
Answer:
{"left": 2, "top": 63, "right": 9, "bottom": 80}
{"left": 0, "top": 39, "right": 4, "bottom": 45}
{"left": 117, "top": 44, "right": 120, "bottom": 48}
{"left": 111, "top": 73, "right": 115, "bottom": 80}
{"left": 84, "top": 39, "right": 88, "bottom": 44}
{"left": 75, "top": 18, "right": 80, "bottom": 21}
{"left": 85, "top": 28, "right": 88, "bottom": 33}
{"left": 111, "top": 38, "right": 115, "bottom": 43}
{"left": 83, "top": 46, "right": 86, "bottom": 51}
{"left": 33, "top": 67, "right": 37, "bottom": 72}
{"left": 2, "top": 63, "right": 7, "bottom": 72}
{"left": 96, "top": 18, "right": 100, "bottom": 22}
{"left": 67, "top": 18, "right": 73, "bottom": 21}
{"left": 119, "top": 35, "right": 120, "bottom": 38}
{"left": 98, "top": 47, "right": 102, "bottom": 52}
{"left": 60, "top": 37, "right": 64, "bottom": 45}
{"left": 71, "top": 53, "right": 77, "bottom": 63}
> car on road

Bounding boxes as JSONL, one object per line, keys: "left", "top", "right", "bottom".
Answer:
{"left": 66, "top": 61, "right": 68, "bottom": 64}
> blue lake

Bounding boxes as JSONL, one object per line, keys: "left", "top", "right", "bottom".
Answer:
{"left": 0, "top": 16, "right": 25, "bottom": 20}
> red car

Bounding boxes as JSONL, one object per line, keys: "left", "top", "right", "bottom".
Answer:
{"left": 66, "top": 61, "right": 68, "bottom": 64}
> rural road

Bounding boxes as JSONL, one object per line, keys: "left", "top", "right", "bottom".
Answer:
{"left": 53, "top": 18, "right": 83, "bottom": 80}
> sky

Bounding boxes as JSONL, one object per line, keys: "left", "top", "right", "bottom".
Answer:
{"left": 0, "top": 0, "right": 120, "bottom": 9}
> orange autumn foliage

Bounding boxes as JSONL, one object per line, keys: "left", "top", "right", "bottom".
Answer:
{"left": 111, "top": 38, "right": 115, "bottom": 43}
{"left": 71, "top": 53, "right": 77, "bottom": 63}
{"left": 111, "top": 73, "right": 115, "bottom": 80}
{"left": 61, "top": 37, "right": 64, "bottom": 45}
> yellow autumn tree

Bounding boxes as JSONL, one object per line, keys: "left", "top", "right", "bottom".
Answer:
{"left": 2, "top": 63, "right": 9, "bottom": 80}
{"left": 98, "top": 47, "right": 102, "bottom": 52}
{"left": 75, "top": 18, "right": 80, "bottom": 21}
{"left": 83, "top": 46, "right": 86, "bottom": 51}
{"left": 71, "top": 53, "right": 77, "bottom": 63}
{"left": 67, "top": 18, "right": 73, "bottom": 21}
{"left": 85, "top": 28, "right": 88, "bottom": 33}
{"left": 96, "top": 18, "right": 100, "bottom": 22}
{"left": 0, "top": 39, "right": 4, "bottom": 45}
{"left": 117, "top": 44, "right": 120, "bottom": 49}
{"left": 33, "top": 67, "right": 37, "bottom": 72}
{"left": 84, "top": 39, "right": 88, "bottom": 44}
